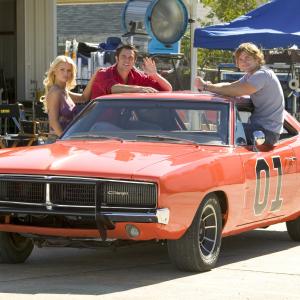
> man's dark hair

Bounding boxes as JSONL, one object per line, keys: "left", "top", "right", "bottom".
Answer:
{"left": 115, "top": 44, "right": 138, "bottom": 59}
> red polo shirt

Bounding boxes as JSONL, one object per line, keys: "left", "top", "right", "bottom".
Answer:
{"left": 91, "top": 64, "right": 166, "bottom": 99}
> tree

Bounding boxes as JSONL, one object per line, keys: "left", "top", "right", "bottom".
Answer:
{"left": 201, "top": 0, "right": 261, "bottom": 24}
{"left": 193, "top": 0, "right": 268, "bottom": 77}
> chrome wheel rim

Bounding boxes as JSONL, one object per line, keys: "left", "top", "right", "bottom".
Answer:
{"left": 198, "top": 203, "right": 218, "bottom": 259}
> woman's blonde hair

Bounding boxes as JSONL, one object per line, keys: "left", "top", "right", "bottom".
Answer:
{"left": 40, "top": 55, "right": 77, "bottom": 111}
{"left": 234, "top": 42, "right": 265, "bottom": 66}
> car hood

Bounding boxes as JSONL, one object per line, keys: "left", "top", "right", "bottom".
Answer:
{"left": 0, "top": 140, "right": 209, "bottom": 179}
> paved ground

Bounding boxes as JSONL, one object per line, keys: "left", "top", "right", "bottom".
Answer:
{"left": 0, "top": 223, "right": 299, "bottom": 300}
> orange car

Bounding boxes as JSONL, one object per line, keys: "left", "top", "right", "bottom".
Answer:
{"left": 0, "top": 92, "right": 300, "bottom": 272}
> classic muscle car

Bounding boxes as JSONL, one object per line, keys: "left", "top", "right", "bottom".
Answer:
{"left": 0, "top": 92, "right": 299, "bottom": 272}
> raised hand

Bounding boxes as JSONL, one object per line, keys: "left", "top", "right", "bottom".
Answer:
{"left": 142, "top": 57, "right": 157, "bottom": 76}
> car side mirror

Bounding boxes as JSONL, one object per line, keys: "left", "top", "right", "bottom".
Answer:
{"left": 252, "top": 130, "right": 265, "bottom": 152}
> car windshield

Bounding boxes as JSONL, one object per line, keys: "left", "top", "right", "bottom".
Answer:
{"left": 62, "top": 99, "right": 230, "bottom": 146}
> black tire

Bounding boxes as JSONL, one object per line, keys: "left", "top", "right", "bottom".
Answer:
{"left": 168, "top": 193, "right": 222, "bottom": 272}
{"left": 286, "top": 217, "right": 300, "bottom": 241}
{"left": 0, "top": 232, "right": 34, "bottom": 263}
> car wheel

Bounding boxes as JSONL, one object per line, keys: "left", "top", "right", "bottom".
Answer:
{"left": 168, "top": 193, "right": 222, "bottom": 272}
{"left": 0, "top": 232, "right": 34, "bottom": 263}
{"left": 286, "top": 217, "right": 300, "bottom": 241}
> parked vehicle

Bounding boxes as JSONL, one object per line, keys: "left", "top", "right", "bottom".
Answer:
{"left": 0, "top": 92, "right": 299, "bottom": 272}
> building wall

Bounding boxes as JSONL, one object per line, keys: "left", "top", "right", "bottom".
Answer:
{"left": 57, "top": 2, "right": 124, "bottom": 50}
{"left": 17, "top": 0, "right": 56, "bottom": 101}
{"left": 0, "top": 0, "right": 56, "bottom": 102}
{"left": 56, "top": 1, "right": 210, "bottom": 53}
{"left": 57, "top": 0, "right": 125, "bottom": 3}
{"left": 0, "top": 0, "right": 16, "bottom": 101}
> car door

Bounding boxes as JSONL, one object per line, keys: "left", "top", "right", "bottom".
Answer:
{"left": 238, "top": 144, "right": 297, "bottom": 225}
{"left": 234, "top": 110, "right": 297, "bottom": 225}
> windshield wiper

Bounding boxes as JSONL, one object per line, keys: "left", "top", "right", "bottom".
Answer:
{"left": 67, "top": 134, "right": 124, "bottom": 142}
{"left": 136, "top": 134, "right": 199, "bottom": 146}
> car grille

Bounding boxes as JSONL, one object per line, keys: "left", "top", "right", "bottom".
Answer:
{"left": 102, "top": 181, "right": 157, "bottom": 207}
{"left": 50, "top": 183, "right": 96, "bottom": 206}
{"left": 0, "top": 176, "right": 157, "bottom": 209}
{"left": 0, "top": 181, "right": 45, "bottom": 204}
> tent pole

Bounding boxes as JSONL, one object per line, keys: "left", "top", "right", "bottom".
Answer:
{"left": 190, "top": 0, "right": 199, "bottom": 91}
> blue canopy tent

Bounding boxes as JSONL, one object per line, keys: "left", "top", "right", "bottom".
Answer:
{"left": 194, "top": 0, "right": 300, "bottom": 50}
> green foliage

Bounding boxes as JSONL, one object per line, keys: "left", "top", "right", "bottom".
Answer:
{"left": 181, "top": 32, "right": 233, "bottom": 70}
{"left": 201, "top": 0, "right": 260, "bottom": 23}
{"left": 186, "top": 0, "right": 269, "bottom": 72}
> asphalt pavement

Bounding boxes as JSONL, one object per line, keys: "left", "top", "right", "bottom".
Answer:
{"left": 0, "top": 223, "right": 299, "bottom": 300}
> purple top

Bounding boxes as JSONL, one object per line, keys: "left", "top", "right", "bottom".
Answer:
{"left": 47, "top": 85, "right": 77, "bottom": 132}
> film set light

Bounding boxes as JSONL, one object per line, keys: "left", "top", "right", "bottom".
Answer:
{"left": 122, "top": 0, "right": 188, "bottom": 54}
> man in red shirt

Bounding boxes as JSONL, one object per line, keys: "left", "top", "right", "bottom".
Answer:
{"left": 91, "top": 44, "right": 172, "bottom": 99}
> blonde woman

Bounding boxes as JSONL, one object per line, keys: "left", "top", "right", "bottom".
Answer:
{"left": 41, "top": 55, "right": 94, "bottom": 136}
